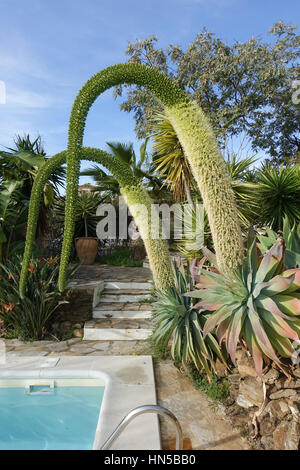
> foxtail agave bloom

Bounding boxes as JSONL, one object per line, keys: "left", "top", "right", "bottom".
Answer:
{"left": 186, "top": 237, "right": 300, "bottom": 376}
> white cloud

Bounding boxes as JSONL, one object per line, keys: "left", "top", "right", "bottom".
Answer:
{"left": 6, "top": 87, "right": 52, "bottom": 108}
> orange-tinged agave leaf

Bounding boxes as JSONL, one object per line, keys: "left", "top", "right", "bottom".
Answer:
{"left": 216, "top": 316, "right": 232, "bottom": 344}
{"left": 256, "top": 274, "right": 295, "bottom": 297}
{"left": 256, "top": 239, "right": 284, "bottom": 283}
{"left": 260, "top": 309, "right": 299, "bottom": 341}
{"left": 274, "top": 294, "right": 300, "bottom": 316}
{"left": 256, "top": 296, "right": 298, "bottom": 321}
{"left": 203, "top": 306, "right": 233, "bottom": 337}
{"left": 281, "top": 269, "right": 300, "bottom": 293}
{"left": 263, "top": 322, "right": 296, "bottom": 358}
{"left": 226, "top": 306, "right": 246, "bottom": 365}
{"left": 247, "top": 299, "right": 280, "bottom": 364}
{"left": 244, "top": 319, "right": 263, "bottom": 377}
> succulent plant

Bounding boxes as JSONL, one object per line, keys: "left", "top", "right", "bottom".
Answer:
{"left": 186, "top": 235, "right": 300, "bottom": 376}
{"left": 152, "top": 260, "right": 227, "bottom": 375}
{"left": 257, "top": 217, "right": 300, "bottom": 268}
{"left": 19, "top": 147, "right": 173, "bottom": 297}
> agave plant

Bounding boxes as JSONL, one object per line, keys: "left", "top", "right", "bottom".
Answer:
{"left": 255, "top": 164, "right": 300, "bottom": 230}
{"left": 257, "top": 217, "right": 300, "bottom": 268}
{"left": 186, "top": 235, "right": 300, "bottom": 376}
{"left": 152, "top": 260, "right": 227, "bottom": 375}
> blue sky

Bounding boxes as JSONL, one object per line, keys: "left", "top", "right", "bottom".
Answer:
{"left": 0, "top": 0, "right": 299, "bottom": 186}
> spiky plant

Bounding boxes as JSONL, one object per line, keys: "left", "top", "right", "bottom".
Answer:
{"left": 152, "top": 260, "right": 227, "bottom": 375}
{"left": 186, "top": 236, "right": 300, "bottom": 376}
{"left": 257, "top": 217, "right": 300, "bottom": 268}
{"left": 57, "top": 63, "right": 243, "bottom": 291}
{"left": 255, "top": 164, "right": 300, "bottom": 230}
{"left": 226, "top": 154, "right": 260, "bottom": 228}
{"left": 19, "top": 147, "right": 173, "bottom": 297}
{"left": 150, "top": 111, "right": 195, "bottom": 203}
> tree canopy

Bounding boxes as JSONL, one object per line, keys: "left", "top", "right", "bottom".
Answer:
{"left": 114, "top": 22, "right": 300, "bottom": 164}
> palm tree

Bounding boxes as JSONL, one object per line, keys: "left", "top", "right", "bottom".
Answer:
{"left": 80, "top": 139, "right": 164, "bottom": 197}
{"left": 150, "top": 112, "right": 195, "bottom": 204}
{"left": 0, "top": 135, "right": 66, "bottom": 249}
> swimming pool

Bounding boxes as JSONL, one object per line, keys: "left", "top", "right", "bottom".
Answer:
{"left": 0, "top": 378, "right": 105, "bottom": 450}
{"left": 0, "top": 356, "right": 161, "bottom": 450}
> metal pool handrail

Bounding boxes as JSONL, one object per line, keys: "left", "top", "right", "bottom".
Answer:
{"left": 100, "top": 404, "right": 183, "bottom": 450}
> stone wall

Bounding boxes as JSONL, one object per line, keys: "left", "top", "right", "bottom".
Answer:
{"left": 51, "top": 287, "right": 94, "bottom": 338}
{"left": 225, "top": 349, "right": 300, "bottom": 450}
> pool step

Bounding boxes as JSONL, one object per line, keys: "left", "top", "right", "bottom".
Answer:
{"left": 83, "top": 318, "right": 153, "bottom": 341}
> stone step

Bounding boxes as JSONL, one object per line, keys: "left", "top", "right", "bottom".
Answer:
{"left": 83, "top": 318, "right": 152, "bottom": 341}
{"left": 98, "top": 294, "right": 151, "bottom": 303}
{"left": 83, "top": 328, "right": 152, "bottom": 341}
{"left": 104, "top": 281, "right": 152, "bottom": 290}
{"left": 86, "top": 318, "right": 153, "bottom": 329}
{"left": 94, "top": 302, "right": 153, "bottom": 311}
{"left": 102, "top": 289, "right": 151, "bottom": 295}
{"left": 93, "top": 309, "right": 152, "bottom": 319}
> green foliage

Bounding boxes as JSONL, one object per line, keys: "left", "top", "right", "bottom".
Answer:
{"left": 188, "top": 366, "right": 230, "bottom": 402}
{"left": 226, "top": 154, "right": 260, "bottom": 228}
{"left": 187, "top": 236, "right": 300, "bottom": 376}
{"left": 152, "top": 261, "right": 227, "bottom": 375}
{"left": 20, "top": 146, "right": 173, "bottom": 297}
{"left": 150, "top": 111, "right": 194, "bottom": 202}
{"left": 116, "top": 24, "right": 300, "bottom": 163}
{"left": 98, "top": 248, "right": 142, "bottom": 267}
{"left": 257, "top": 218, "right": 300, "bottom": 268}
{"left": 0, "top": 135, "right": 66, "bottom": 262}
{"left": 255, "top": 164, "right": 300, "bottom": 230}
{"left": 0, "top": 256, "right": 68, "bottom": 340}
{"left": 53, "top": 191, "right": 101, "bottom": 238}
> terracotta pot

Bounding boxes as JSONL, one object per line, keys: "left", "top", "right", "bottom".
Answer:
{"left": 75, "top": 237, "right": 99, "bottom": 265}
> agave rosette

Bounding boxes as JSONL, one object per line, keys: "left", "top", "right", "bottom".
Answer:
{"left": 152, "top": 261, "right": 227, "bottom": 375}
{"left": 186, "top": 237, "right": 300, "bottom": 376}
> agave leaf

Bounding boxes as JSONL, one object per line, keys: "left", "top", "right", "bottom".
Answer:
{"left": 263, "top": 323, "right": 296, "bottom": 358}
{"left": 259, "top": 308, "right": 299, "bottom": 341}
{"left": 201, "top": 247, "right": 219, "bottom": 270}
{"left": 285, "top": 250, "right": 300, "bottom": 269}
{"left": 255, "top": 295, "right": 298, "bottom": 321}
{"left": 243, "top": 318, "right": 263, "bottom": 377}
{"left": 254, "top": 274, "right": 295, "bottom": 297}
{"left": 256, "top": 239, "right": 284, "bottom": 283}
{"left": 243, "top": 239, "right": 257, "bottom": 287}
{"left": 281, "top": 269, "right": 300, "bottom": 293}
{"left": 226, "top": 306, "right": 247, "bottom": 365}
{"left": 247, "top": 298, "right": 280, "bottom": 364}
{"left": 216, "top": 316, "right": 232, "bottom": 344}
{"left": 204, "top": 331, "right": 227, "bottom": 364}
{"left": 273, "top": 293, "right": 300, "bottom": 316}
{"left": 202, "top": 306, "right": 233, "bottom": 337}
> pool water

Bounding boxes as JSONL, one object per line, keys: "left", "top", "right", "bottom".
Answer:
{"left": 0, "top": 382, "right": 105, "bottom": 450}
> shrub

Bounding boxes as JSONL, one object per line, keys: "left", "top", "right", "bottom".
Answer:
{"left": 0, "top": 256, "right": 72, "bottom": 340}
